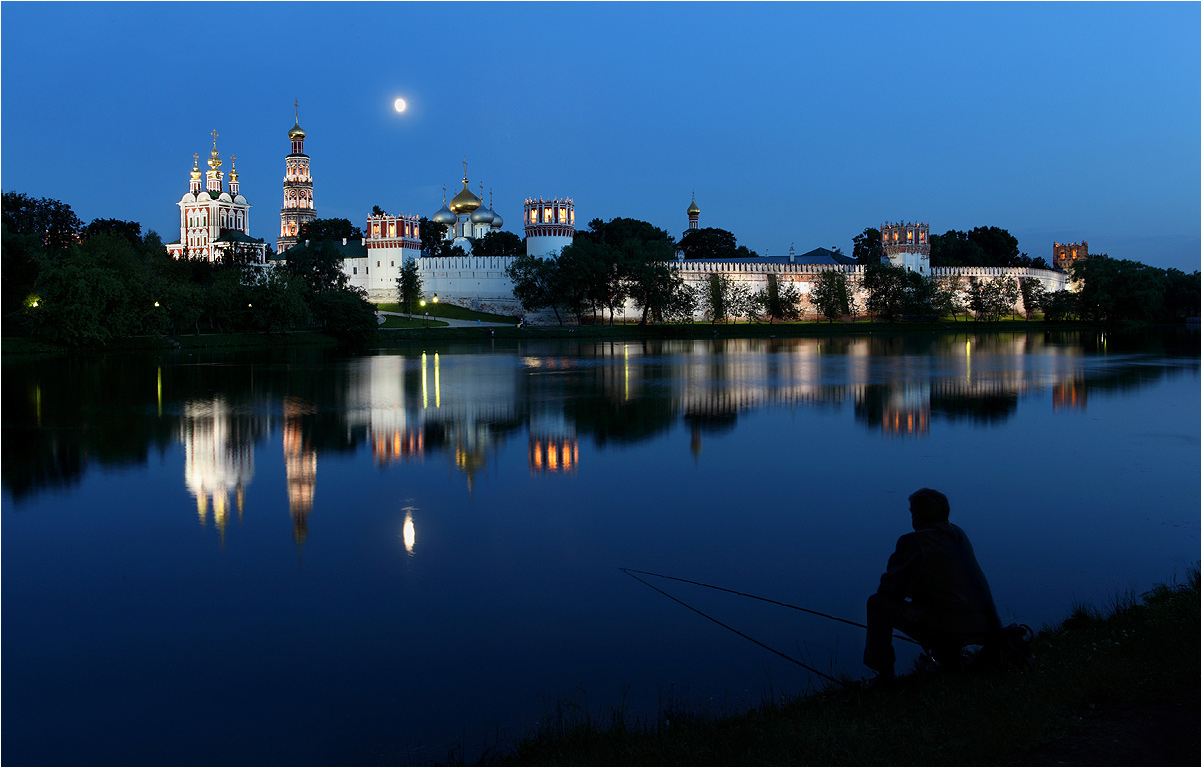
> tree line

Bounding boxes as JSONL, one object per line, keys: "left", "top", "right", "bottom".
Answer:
{"left": 504, "top": 213, "right": 1198, "bottom": 325}
{"left": 3, "top": 193, "right": 376, "bottom": 346}
{"left": 851, "top": 225, "right": 1052, "bottom": 269}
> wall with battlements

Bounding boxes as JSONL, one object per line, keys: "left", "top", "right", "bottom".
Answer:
{"left": 406, "top": 256, "right": 1070, "bottom": 322}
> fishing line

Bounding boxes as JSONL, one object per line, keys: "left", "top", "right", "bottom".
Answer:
{"left": 620, "top": 567, "right": 841, "bottom": 684}
{"left": 621, "top": 567, "right": 920, "bottom": 646}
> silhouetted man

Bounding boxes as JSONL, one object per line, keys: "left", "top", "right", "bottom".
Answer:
{"left": 864, "top": 488, "right": 1000, "bottom": 683}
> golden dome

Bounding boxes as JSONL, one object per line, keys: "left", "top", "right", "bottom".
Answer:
{"left": 288, "top": 120, "right": 306, "bottom": 139}
{"left": 449, "top": 180, "right": 481, "bottom": 215}
{"left": 687, "top": 193, "right": 700, "bottom": 216}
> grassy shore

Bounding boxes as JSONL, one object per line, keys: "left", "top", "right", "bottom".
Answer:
{"left": 499, "top": 573, "right": 1200, "bottom": 765}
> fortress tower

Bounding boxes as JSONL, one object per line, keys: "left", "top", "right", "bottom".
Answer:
{"left": 1052, "top": 241, "right": 1088, "bottom": 272}
{"left": 881, "top": 221, "right": 930, "bottom": 275}
{"left": 278, "top": 102, "right": 315, "bottom": 252}
{"left": 524, "top": 197, "right": 575, "bottom": 257}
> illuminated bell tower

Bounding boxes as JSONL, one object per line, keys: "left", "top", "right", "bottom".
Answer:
{"left": 278, "top": 100, "right": 315, "bottom": 252}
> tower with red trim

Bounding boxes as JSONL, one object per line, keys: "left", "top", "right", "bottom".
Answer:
{"left": 524, "top": 197, "right": 575, "bottom": 257}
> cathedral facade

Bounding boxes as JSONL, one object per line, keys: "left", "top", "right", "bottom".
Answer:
{"left": 165, "top": 130, "right": 268, "bottom": 263}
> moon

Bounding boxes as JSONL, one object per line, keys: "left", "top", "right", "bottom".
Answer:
{"left": 394, "top": 98, "right": 407, "bottom": 113}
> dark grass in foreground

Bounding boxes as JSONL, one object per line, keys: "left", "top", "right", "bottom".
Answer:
{"left": 499, "top": 573, "right": 1200, "bottom": 765}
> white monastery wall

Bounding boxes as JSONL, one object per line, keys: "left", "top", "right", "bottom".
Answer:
{"left": 359, "top": 253, "right": 1070, "bottom": 322}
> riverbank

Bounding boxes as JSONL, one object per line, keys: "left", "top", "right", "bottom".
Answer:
{"left": 498, "top": 573, "right": 1199, "bottom": 765}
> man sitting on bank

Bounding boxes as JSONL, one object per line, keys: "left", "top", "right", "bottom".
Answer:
{"left": 864, "top": 488, "right": 1001, "bottom": 684}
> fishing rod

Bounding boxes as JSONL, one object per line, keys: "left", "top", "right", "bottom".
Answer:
{"left": 621, "top": 567, "right": 842, "bottom": 684}
{"left": 620, "top": 567, "right": 920, "bottom": 646}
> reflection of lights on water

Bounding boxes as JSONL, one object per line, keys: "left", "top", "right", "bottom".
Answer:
{"left": 624, "top": 344, "right": 630, "bottom": 401}
{"left": 157, "top": 366, "right": 162, "bottom": 417}
{"left": 402, "top": 512, "right": 416, "bottom": 554}
{"left": 35, "top": 384, "right": 41, "bottom": 427}
{"left": 421, "top": 352, "right": 428, "bottom": 409}
{"left": 435, "top": 353, "right": 441, "bottom": 409}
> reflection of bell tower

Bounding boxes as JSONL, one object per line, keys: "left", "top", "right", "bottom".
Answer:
{"left": 283, "top": 396, "right": 317, "bottom": 548}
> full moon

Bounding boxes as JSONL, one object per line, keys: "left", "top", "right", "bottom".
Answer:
{"left": 394, "top": 98, "right": 407, "bottom": 113}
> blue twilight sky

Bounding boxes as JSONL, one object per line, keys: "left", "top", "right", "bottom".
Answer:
{"left": 2, "top": 2, "right": 1199, "bottom": 270}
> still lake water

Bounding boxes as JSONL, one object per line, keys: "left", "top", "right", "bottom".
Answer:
{"left": 3, "top": 330, "right": 1199, "bottom": 765}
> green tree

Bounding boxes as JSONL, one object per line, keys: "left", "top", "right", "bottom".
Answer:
{"left": 478, "top": 230, "right": 523, "bottom": 256}
{"left": 930, "top": 230, "right": 987, "bottom": 267}
{"left": 2, "top": 223, "right": 44, "bottom": 319}
{"left": 678, "top": 227, "right": 757, "bottom": 261}
{"left": 396, "top": 257, "right": 423, "bottom": 317}
{"left": 702, "top": 273, "right": 743, "bottom": 323}
{"left": 904, "top": 272, "right": 939, "bottom": 319}
{"left": 1164, "top": 268, "right": 1201, "bottom": 319}
{"left": 284, "top": 240, "right": 352, "bottom": 295}
{"left": 627, "top": 258, "right": 687, "bottom": 324}
{"left": 967, "top": 276, "right": 1021, "bottom": 321}
{"left": 862, "top": 263, "right": 910, "bottom": 321}
{"left": 933, "top": 277, "right": 966, "bottom": 321}
{"left": 506, "top": 254, "right": 561, "bottom": 323}
{"left": 297, "top": 218, "right": 363, "bottom": 241}
{"left": 755, "top": 273, "right": 803, "bottom": 324}
{"left": 310, "top": 288, "right": 376, "bottom": 339}
{"left": 1072, "top": 256, "right": 1167, "bottom": 322}
{"left": 32, "top": 233, "right": 161, "bottom": 345}
{"left": 1042, "top": 289, "right": 1079, "bottom": 322}
{"left": 249, "top": 269, "right": 308, "bottom": 332}
{"left": 1019, "top": 277, "right": 1046, "bottom": 319}
{"left": 1, "top": 192, "right": 83, "bottom": 254}
{"left": 852, "top": 227, "right": 883, "bottom": 265}
{"left": 83, "top": 218, "right": 142, "bottom": 245}
{"left": 809, "top": 270, "right": 852, "bottom": 322}
{"left": 371, "top": 205, "right": 386, "bottom": 216}
{"left": 419, "top": 216, "right": 452, "bottom": 257}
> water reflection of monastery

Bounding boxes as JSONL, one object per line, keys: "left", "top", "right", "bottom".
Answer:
{"left": 175, "top": 334, "right": 1103, "bottom": 544}
{"left": 181, "top": 397, "right": 257, "bottom": 543}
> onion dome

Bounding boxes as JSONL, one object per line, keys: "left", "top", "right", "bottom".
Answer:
{"left": 288, "top": 120, "right": 306, "bottom": 140}
{"left": 471, "top": 183, "right": 494, "bottom": 224}
{"left": 449, "top": 179, "right": 481, "bottom": 215}
{"left": 687, "top": 192, "right": 700, "bottom": 216}
{"left": 471, "top": 205, "right": 495, "bottom": 225}
{"left": 486, "top": 190, "right": 503, "bottom": 229}
{"left": 190, "top": 154, "right": 201, "bottom": 182}
{"left": 432, "top": 185, "right": 458, "bottom": 225}
{"left": 433, "top": 203, "right": 457, "bottom": 225}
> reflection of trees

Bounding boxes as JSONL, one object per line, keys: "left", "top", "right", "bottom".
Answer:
{"left": 1, "top": 356, "right": 178, "bottom": 500}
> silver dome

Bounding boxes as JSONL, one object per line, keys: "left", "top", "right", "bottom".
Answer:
{"left": 470, "top": 204, "right": 495, "bottom": 225}
{"left": 432, "top": 203, "right": 457, "bottom": 226}
{"left": 490, "top": 211, "right": 503, "bottom": 230}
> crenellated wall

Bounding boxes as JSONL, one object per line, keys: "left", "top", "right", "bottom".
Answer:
{"left": 388, "top": 256, "right": 1071, "bottom": 322}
